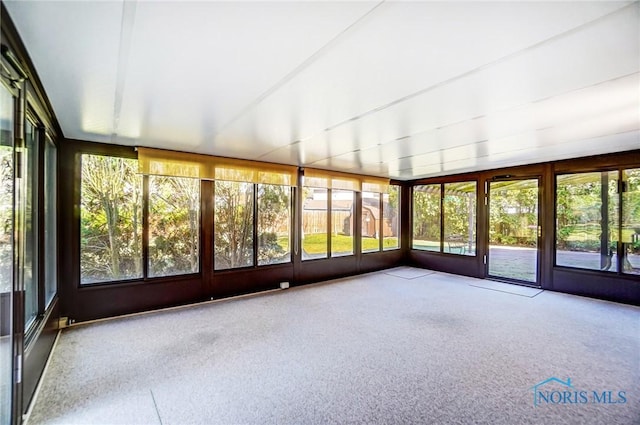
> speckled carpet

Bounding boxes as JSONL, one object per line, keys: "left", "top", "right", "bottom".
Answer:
{"left": 26, "top": 269, "right": 639, "bottom": 425}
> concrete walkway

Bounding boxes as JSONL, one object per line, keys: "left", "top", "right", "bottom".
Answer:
{"left": 413, "top": 240, "right": 640, "bottom": 281}
{"left": 490, "top": 246, "right": 640, "bottom": 281}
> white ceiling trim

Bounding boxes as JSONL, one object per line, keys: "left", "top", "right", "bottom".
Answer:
{"left": 112, "top": 0, "right": 138, "bottom": 142}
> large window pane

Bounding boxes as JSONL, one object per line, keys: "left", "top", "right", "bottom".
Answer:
{"left": 80, "top": 154, "right": 143, "bottom": 284}
{"left": 149, "top": 176, "right": 200, "bottom": 277}
{"left": 443, "top": 182, "right": 476, "bottom": 256}
{"left": 331, "top": 190, "right": 354, "bottom": 257}
{"left": 361, "top": 192, "right": 380, "bottom": 253}
{"left": 622, "top": 168, "right": 640, "bottom": 275}
{"left": 0, "top": 85, "right": 14, "bottom": 425}
{"left": 556, "top": 172, "right": 618, "bottom": 271}
{"left": 383, "top": 185, "right": 400, "bottom": 250}
{"left": 257, "top": 184, "right": 291, "bottom": 266}
{"left": 302, "top": 188, "right": 328, "bottom": 260}
{"left": 489, "top": 179, "right": 539, "bottom": 283}
{"left": 24, "top": 121, "right": 38, "bottom": 328}
{"left": 44, "top": 137, "right": 57, "bottom": 306}
{"left": 412, "top": 185, "right": 441, "bottom": 251}
{"left": 214, "top": 181, "right": 254, "bottom": 269}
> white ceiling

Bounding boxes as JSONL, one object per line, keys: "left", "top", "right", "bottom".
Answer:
{"left": 5, "top": 0, "right": 640, "bottom": 180}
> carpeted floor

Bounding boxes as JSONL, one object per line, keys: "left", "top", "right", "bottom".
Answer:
{"left": 26, "top": 269, "right": 639, "bottom": 425}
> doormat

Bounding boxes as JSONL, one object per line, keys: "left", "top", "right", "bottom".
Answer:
{"left": 469, "top": 280, "right": 543, "bottom": 297}
{"left": 384, "top": 267, "right": 435, "bottom": 280}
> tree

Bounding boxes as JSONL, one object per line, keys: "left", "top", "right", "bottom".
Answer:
{"left": 413, "top": 187, "right": 440, "bottom": 241}
{"left": 384, "top": 186, "right": 400, "bottom": 237}
{"left": 0, "top": 148, "right": 13, "bottom": 292}
{"left": 257, "top": 184, "right": 290, "bottom": 265}
{"left": 80, "top": 155, "right": 141, "bottom": 282}
{"left": 214, "top": 181, "right": 254, "bottom": 269}
{"left": 148, "top": 176, "right": 200, "bottom": 275}
{"left": 489, "top": 183, "right": 537, "bottom": 247}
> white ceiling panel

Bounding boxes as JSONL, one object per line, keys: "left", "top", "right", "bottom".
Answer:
{"left": 5, "top": 0, "right": 379, "bottom": 147}
{"left": 4, "top": 1, "right": 125, "bottom": 143}
{"left": 4, "top": 1, "right": 639, "bottom": 180}
{"left": 117, "top": 1, "right": 379, "bottom": 153}
{"left": 308, "top": 72, "right": 639, "bottom": 174}
{"left": 262, "top": 5, "right": 639, "bottom": 175}
{"left": 216, "top": 1, "right": 634, "bottom": 151}
{"left": 394, "top": 130, "right": 640, "bottom": 179}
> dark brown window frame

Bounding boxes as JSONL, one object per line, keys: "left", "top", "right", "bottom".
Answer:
{"left": 553, "top": 166, "right": 640, "bottom": 276}
{"left": 411, "top": 180, "right": 479, "bottom": 256}
{"left": 213, "top": 181, "right": 295, "bottom": 271}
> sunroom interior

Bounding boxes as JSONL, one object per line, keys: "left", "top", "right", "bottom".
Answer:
{"left": 0, "top": 1, "right": 639, "bottom": 424}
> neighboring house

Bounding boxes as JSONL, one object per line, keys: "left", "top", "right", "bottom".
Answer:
{"left": 302, "top": 198, "right": 352, "bottom": 236}
{"left": 357, "top": 203, "right": 396, "bottom": 238}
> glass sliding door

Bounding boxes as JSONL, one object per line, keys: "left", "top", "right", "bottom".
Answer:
{"left": 330, "top": 190, "right": 354, "bottom": 257}
{"left": 443, "top": 182, "right": 477, "bottom": 255}
{"left": 43, "top": 137, "right": 57, "bottom": 307}
{"left": 257, "top": 184, "right": 291, "bottom": 266}
{"left": 0, "top": 82, "right": 15, "bottom": 425}
{"left": 412, "top": 184, "right": 441, "bottom": 251}
{"left": 556, "top": 172, "right": 619, "bottom": 271}
{"left": 488, "top": 178, "right": 540, "bottom": 284}
{"left": 302, "top": 187, "right": 328, "bottom": 260}
{"left": 214, "top": 181, "right": 254, "bottom": 270}
{"left": 383, "top": 186, "right": 400, "bottom": 250}
{"left": 361, "top": 192, "right": 380, "bottom": 253}
{"left": 24, "top": 120, "right": 38, "bottom": 330}
{"left": 622, "top": 168, "right": 640, "bottom": 275}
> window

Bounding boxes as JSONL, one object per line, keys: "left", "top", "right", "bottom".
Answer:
{"left": 80, "top": 154, "right": 143, "bottom": 284}
{"left": 24, "top": 120, "right": 38, "bottom": 328}
{"left": 383, "top": 185, "right": 400, "bottom": 250}
{"left": 413, "top": 182, "right": 477, "bottom": 255}
{"left": 214, "top": 181, "right": 254, "bottom": 270}
{"left": 361, "top": 192, "right": 380, "bottom": 253}
{"left": 302, "top": 188, "right": 328, "bottom": 260}
{"left": 412, "top": 185, "right": 441, "bottom": 251}
{"left": 0, "top": 87, "right": 12, "bottom": 295}
{"left": 148, "top": 176, "right": 200, "bottom": 277}
{"left": 139, "top": 147, "right": 297, "bottom": 271}
{"left": 331, "top": 190, "right": 354, "bottom": 256}
{"left": 556, "top": 172, "right": 618, "bottom": 271}
{"left": 556, "top": 168, "right": 640, "bottom": 275}
{"left": 362, "top": 185, "right": 401, "bottom": 253}
{"left": 0, "top": 83, "right": 11, "bottom": 425}
{"left": 443, "top": 182, "right": 476, "bottom": 255}
{"left": 257, "top": 184, "right": 291, "bottom": 265}
{"left": 622, "top": 168, "right": 640, "bottom": 275}
{"left": 303, "top": 169, "right": 389, "bottom": 258}
{"left": 43, "top": 137, "right": 57, "bottom": 306}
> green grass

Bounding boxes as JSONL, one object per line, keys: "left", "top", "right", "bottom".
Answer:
{"left": 382, "top": 237, "right": 400, "bottom": 249}
{"left": 331, "top": 234, "right": 353, "bottom": 254}
{"left": 563, "top": 224, "right": 637, "bottom": 242}
{"left": 301, "top": 233, "right": 399, "bottom": 254}
{"left": 276, "top": 236, "right": 289, "bottom": 251}
{"left": 565, "top": 224, "right": 602, "bottom": 242}
{"left": 359, "top": 236, "right": 399, "bottom": 251}
{"left": 302, "top": 234, "right": 328, "bottom": 254}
